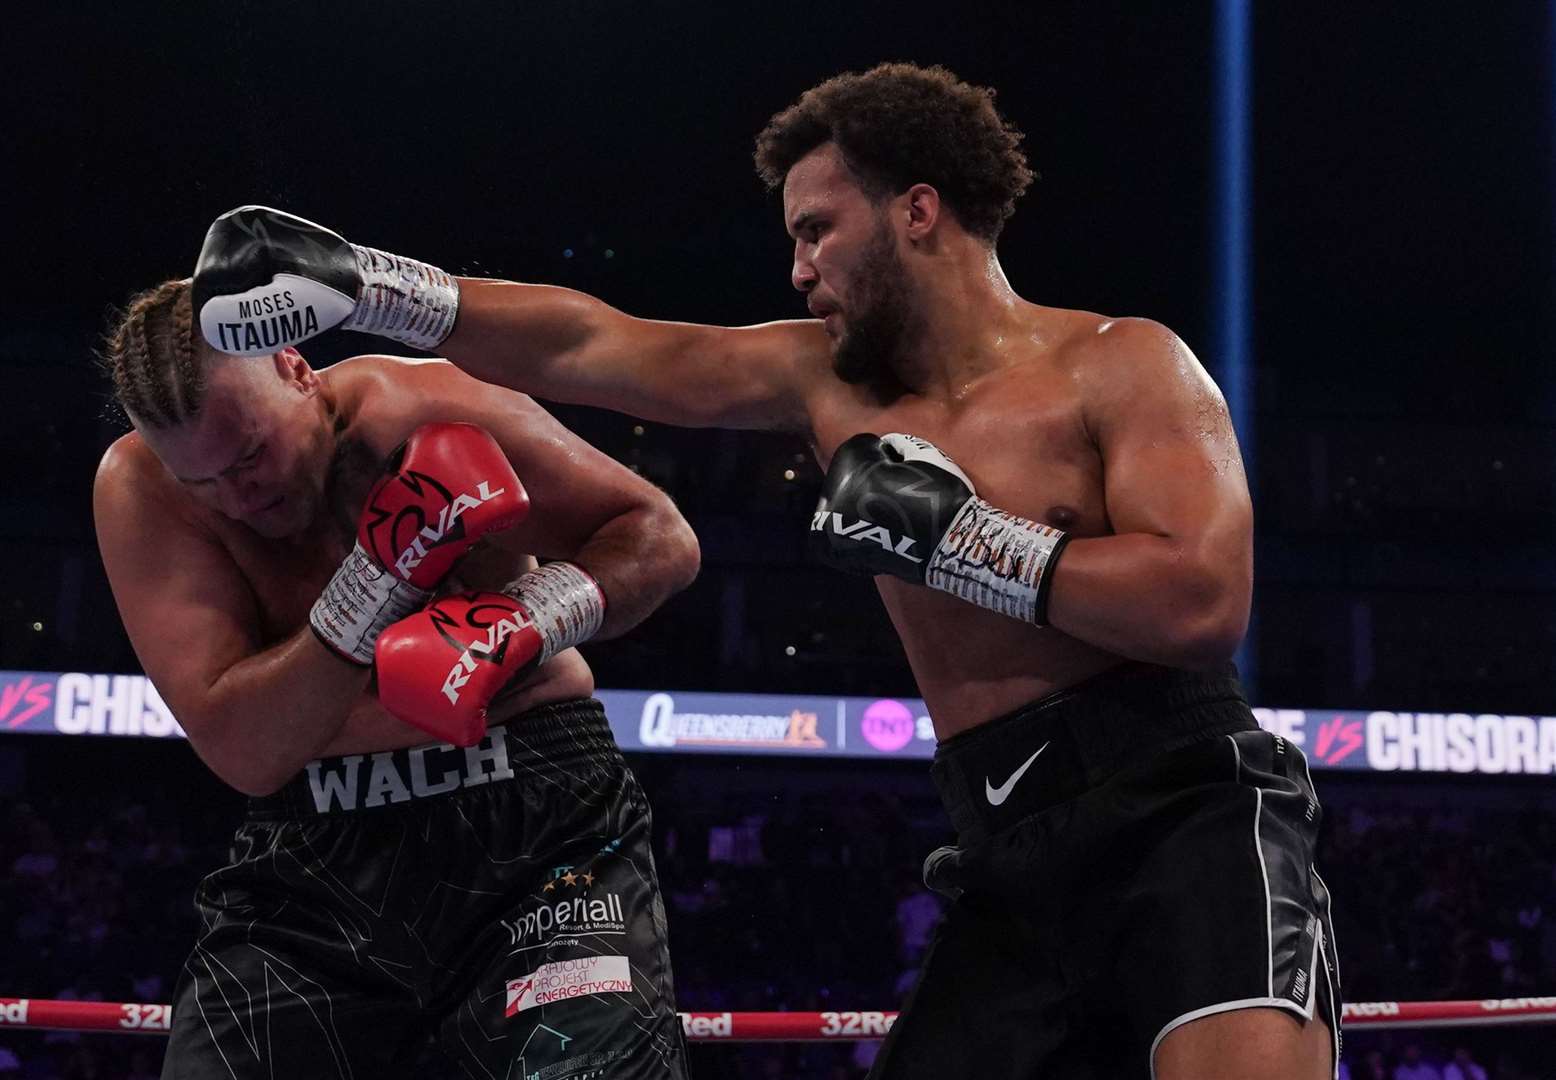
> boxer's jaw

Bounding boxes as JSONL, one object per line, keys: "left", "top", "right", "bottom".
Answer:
{"left": 829, "top": 218, "right": 918, "bottom": 387}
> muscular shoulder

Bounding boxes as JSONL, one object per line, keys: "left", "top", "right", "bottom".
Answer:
{"left": 95, "top": 432, "right": 176, "bottom": 515}
{"left": 1061, "top": 314, "right": 1207, "bottom": 394}
{"left": 324, "top": 354, "right": 541, "bottom": 452}
{"left": 783, "top": 319, "right": 834, "bottom": 375}
{"left": 729, "top": 318, "right": 832, "bottom": 434}
{"left": 1068, "top": 317, "right": 1226, "bottom": 440}
{"left": 324, "top": 352, "right": 480, "bottom": 410}
{"left": 1070, "top": 315, "right": 1201, "bottom": 380}
{"left": 96, "top": 430, "right": 154, "bottom": 483}
{"left": 93, "top": 431, "right": 218, "bottom": 550}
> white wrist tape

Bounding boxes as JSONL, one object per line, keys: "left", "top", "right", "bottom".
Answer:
{"left": 344, "top": 244, "right": 461, "bottom": 351}
{"left": 924, "top": 498, "right": 1069, "bottom": 625}
{"left": 505, "top": 562, "right": 607, "bottom": 664}
{"left": 310, "top": 541, "right": 431, "bottom": 665}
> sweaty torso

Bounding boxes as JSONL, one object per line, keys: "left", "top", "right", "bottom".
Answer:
{"left": 139, "top": 358, "right": 593, "bottom": 753}
{"left": 801, "top": 304, "right": 1125, "bottom": 740}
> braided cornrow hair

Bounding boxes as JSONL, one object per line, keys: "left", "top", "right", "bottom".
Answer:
{"left": 99, "top": 278, "right": 211, "bottom": 428}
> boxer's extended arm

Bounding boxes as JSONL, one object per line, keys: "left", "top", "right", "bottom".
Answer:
{"left": 193, "top": 206, "right": 820, "bottom": 433}
{"left": 442, "top": 280, "right": 818, "bottom": 432}
{"left": 1044, "top": 319, "right": 1253, "bottom": 667}
{"left": 94, "top": 446, "right": 368, "bottom": 796}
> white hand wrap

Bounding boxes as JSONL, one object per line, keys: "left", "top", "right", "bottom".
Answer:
{"left": 505, "top": 562, "right": 607, "bottom": 663}
{"left": 344, "top": 244, "right": 461, "bottom": 351}
{"left": 310, "top": 541, "right": 432, "bottom": 665}
{"left": 924, "top": 498, "right": 1069, "bottom": 625}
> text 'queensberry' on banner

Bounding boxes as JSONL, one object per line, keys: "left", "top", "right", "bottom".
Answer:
{"left": 632, "top": 692, "right": 830, "bottom": 753}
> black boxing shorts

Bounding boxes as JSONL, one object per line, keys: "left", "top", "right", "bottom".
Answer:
{"left": 160, "top": 699, "right": 688, "bottom": 1080}
{"left": 869, "top": 664, "right": 1341, "bottom": 1080}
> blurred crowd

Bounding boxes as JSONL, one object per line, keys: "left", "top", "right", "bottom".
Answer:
{"left": 2, "top": 751, "right": 1553, "bottom": 1078}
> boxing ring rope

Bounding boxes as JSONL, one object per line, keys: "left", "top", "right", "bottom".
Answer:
{"left": 3, "top": 998, "right": 1554, "bottom": 1039}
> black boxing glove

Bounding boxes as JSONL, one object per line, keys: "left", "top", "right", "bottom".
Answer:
{"left": 810, "top": 433, "right": 1070, "bottom": 625}
{"left": 921, "top": 844, "right": 967, "bottom": 901}
{"left": 193, "top": 206, "right": 460, "bottom": 357}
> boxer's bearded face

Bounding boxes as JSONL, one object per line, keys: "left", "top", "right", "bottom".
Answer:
{"left": 784, "top": 143, "right": 918, "bottom": 389}
{"left": 146, "top": 357, "right": 330, "bottom": 539}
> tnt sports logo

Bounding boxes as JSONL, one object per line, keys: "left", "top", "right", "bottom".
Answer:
{"left": 0, "top": 1000, "right": 29, "bottom": 1025}
{"left": 860, "top": 700, "right": 914, "bottom": 753}
{"left": 506, "top": 956, "right": 632, "bottom": 1017}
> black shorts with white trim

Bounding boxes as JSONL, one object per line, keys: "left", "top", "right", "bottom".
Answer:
{"left": 870, "top": 663, "right": 1341, "bottom": 1080}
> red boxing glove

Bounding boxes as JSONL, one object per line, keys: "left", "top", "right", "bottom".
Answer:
{"left": 376, "top": 563, "right": 607, "bottom": 745}
{"left": 310, "top": 422, "right": 529, "bottom": 665}
{"left": 359, "top": 422, "right": 529, "bottom": 589}
{"left": 375, "top": 592, "right": 543, "bottom": 746}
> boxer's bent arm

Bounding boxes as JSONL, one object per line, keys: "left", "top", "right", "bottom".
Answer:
{"left": 94, "top": 444, "right": 367, "bottom": 796}
{"left": 442, "top": 279, "right": 819, "bottom": 432}
{"left": 315, "top": 701, "right": 450, "bottom": 759}
{"left": 386, "top": 358, "right": 700, "bottom": 636}
{"left": 1044, "top": 319, "right": 1254, "bottom": 668}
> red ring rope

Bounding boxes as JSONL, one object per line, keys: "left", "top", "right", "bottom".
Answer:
{"left": 1, "top": 998, "right": 1552, "bottom": 1039}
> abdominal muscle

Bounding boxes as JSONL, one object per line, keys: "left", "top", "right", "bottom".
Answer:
{"left": 878, "top": 578, "right": 1125, "bottom": 741}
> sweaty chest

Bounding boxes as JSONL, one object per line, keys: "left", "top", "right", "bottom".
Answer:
{"left": 812, "top": 377, "right": 1109, "bottom": 537}
{"left": 222, "top": 528, "right": 349, "bottom": 644}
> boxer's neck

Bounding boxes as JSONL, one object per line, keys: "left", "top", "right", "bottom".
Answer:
{"left": 889, "top": 247, "right": 1028, "bottom": 400}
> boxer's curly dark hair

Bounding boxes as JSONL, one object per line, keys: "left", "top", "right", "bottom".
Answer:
{"left": 100, "top": 278, "right": 209, "bottom": 428}
{"left": 754, "top": 62, "right": 1036, "bottom": 244}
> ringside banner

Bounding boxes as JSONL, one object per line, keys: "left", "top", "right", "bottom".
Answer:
{"left": 1, "top": 670, "right": 1552, "bottom": 776}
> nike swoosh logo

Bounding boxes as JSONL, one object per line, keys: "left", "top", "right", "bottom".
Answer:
{"left": 984, "top": 742, "right": 1051, "bottom": 806}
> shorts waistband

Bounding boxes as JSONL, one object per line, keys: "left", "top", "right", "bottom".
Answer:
{"left": 247, "top": 698, "right": 620, "bottom": 820}
{"left": 931, "top": 663, "right": 1257, "bottom": 840}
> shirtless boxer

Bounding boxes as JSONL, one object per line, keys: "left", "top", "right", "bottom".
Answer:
{"left": 193, "top": 63, "right": 1339, "bottom": 1080}
{"left": 94, "top": 277, "right": 696, "bottom": 1078}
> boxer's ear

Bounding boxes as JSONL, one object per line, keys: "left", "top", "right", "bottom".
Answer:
{"left": 273, "top": 347, "right": 320, "bottom": 396}
{"left": 902, "top": 183, "right": 942, "bottom": 243}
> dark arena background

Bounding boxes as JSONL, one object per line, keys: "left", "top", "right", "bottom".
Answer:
{"left": 4, "top": 3, "right": 1555, "bottom": 1078}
